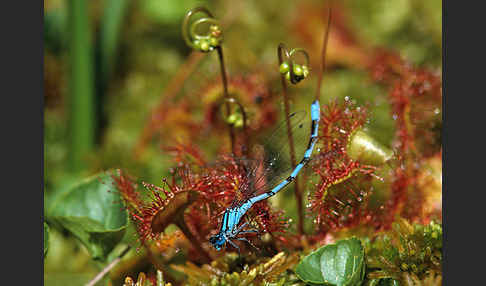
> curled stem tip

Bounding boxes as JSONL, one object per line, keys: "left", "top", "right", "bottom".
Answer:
{"left": 183, "top": 7, "right": 223, "bottom": 52}
{"left": 183, "top": 7, "right": 235, "bottom": 154}
{"left": 278, "top": 43, "right": 310, "bottom": 85}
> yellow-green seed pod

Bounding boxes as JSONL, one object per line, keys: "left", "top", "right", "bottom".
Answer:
{"left": 210, "top": 37, "right": 219, "bottom": 47}
{"left": 347, "top": 129, "right": 393, "bottom": 166}
{"left": 280, "top": 62, "right": 290, "bottom": 74}
{"left": 227, "top": 113, "right": 238, "bottom": 124}
{"left": 200, "top": 41, "right": 210, "bottom": 52}
{"left": 293, "top": 64, "right": 303, "bottom": 76}
{"left": 234, "top": 118, "right": 243, "bottom": 128}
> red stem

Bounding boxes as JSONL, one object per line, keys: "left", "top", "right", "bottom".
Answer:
{"left": 216, "top": 45, "right": 236, "bottom": 155}
{"left": 315, "top": 7, "right": 332, "bottom": 102}
{"left": 278, "top": 44, "right": 304, "bottom": 235}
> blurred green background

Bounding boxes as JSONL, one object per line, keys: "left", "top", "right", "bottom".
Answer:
{"left": 44, "top": 0, "right": 441, "bottom": 285}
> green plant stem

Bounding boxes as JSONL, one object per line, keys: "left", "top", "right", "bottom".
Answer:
{"left": 99, "top": 0, "right": 129, "bottom": 88}
{"left": 278, "top": 44, "right": 304, "bottom": 235}
{"left": 216, "top": 46, "right": 236, "bottom": 155}
{"left": 68, "top": 0, "right": 96, "bottom": 173}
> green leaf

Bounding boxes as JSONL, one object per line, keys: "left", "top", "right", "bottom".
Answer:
{"left": 47, "top": 170, "right": 128, "bottom": 261}
{"left": 295, "top": 237, "right": 365, "bottom": 286}
{"left": 295, "top": 246, "right": 328, "bottom": 284}
{"left": 44, "top": 222, "right": 50, "bottom": 258}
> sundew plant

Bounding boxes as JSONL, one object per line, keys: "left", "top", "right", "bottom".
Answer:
{"left": 44, "top": 0, "right": 442, "bottom": 285}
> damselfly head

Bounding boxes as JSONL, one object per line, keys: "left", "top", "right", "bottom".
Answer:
{"left": 209, "top": 233, "right": 226, "bottom": 250}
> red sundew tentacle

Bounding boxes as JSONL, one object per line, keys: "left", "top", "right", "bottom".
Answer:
{"left": 164, "top": 143, "right": 207, "bottom": 167}
{"left": 119, "top": 139, "right": 293, "bottom": 252}
{"left": 347, "top": 187, "right": 358, "bottom": 199}
{"left": 334, "top": 197, "right": 345, "bottom": 207}
{"left": 306, "top": 100, "right": 397, "bottom": 236}
{"left": 369, "top": 49, "right": 441, "bottom": 157}
{"left": 366, "top": 50, "right": 442, "bottom": 226}
{"left": 112, "top": 170, "right": 145, "bottom": 213}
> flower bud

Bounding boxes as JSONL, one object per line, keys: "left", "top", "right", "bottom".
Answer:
{"left": 210, "top": 37, "right": 219, "bottom": 47}
{"left": 200, "top": 40, "right": 210, "bottom": 52}
{"left": 293, "top": 64, "right": 303, "bottom": 76}
{"left": 347, "top": 129, "right": 393, "bottom": 166}
{"left": 279, "top": 62, "right": 290, "bottom": 74}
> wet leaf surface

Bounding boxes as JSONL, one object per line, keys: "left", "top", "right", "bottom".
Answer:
{"left": 295, "top": 237, "right": 365, "bottom": 286}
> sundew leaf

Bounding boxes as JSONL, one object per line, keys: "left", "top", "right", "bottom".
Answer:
{"left": 47, "top": 170, "right": 128, "bottom": 261}
{"left": 295, "top": 237, "right": 365, "bottom": 286}
{"left": 44, "top": 222, "right": 49, "bottom": 258}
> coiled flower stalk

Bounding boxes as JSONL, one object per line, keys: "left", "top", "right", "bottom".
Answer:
{"left": 182, "top": 7, "right": 223, "bottom": 52}
{"left": 277, "top": 44, "right": 311, "bottom": 235}
{"left": 183, "top": 7, "right": 237, "bottom": 154}
{"left": 278, "top": 44, "right": 310, "bottom": 85}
